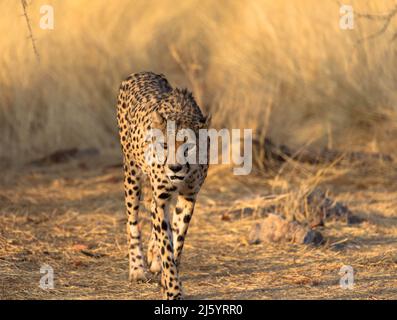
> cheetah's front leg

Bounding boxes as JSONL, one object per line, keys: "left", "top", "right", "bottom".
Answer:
{"left": 172, "top": 195, "right": 196, "bottom": 268}
{"left": 123, "top": 162, "right": 147, "bottom": 282}
{"left": 151, "top": 196, "right": 183, "bottom": 299}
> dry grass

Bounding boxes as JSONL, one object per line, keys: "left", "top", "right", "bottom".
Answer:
{"left": 1, "top": 0, "right": 397, "bottom": 163}
{"left": 1, "top": 153, "right": 396, "bottom": 299}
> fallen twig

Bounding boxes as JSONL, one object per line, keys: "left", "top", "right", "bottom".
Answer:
{"left": 20, "top": 0, "right": 40, "bottom": 62}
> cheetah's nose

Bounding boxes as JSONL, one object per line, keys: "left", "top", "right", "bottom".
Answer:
{"left": 168, "top": 164, "right": 183, "bottom": 173}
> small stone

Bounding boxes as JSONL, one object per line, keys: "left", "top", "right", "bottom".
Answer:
{"left": 248, "top": 214, "right": 324, "bottom": 246}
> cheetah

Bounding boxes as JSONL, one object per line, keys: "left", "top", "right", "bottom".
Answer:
{"left": 116, "top": 72, "right": 210, "bottom": 299}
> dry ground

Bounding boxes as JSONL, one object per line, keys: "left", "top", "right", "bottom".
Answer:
{"left": 0, "top": 151, "right": 396, "bottom": 300}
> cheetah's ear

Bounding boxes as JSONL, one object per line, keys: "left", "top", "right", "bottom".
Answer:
{"left": 151, "top": 111, "right": 165, "bottom": 129}
{"left": 200, "top": 113, "right": 211, "bottom": 129}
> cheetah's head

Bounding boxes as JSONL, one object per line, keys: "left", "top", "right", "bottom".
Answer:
{"left": 150, "top": 110, "right": 211, "bottom": 186}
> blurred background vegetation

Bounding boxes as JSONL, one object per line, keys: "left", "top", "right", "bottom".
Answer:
{"left": 1, "top": 0, "right": 397, "bottom": 165}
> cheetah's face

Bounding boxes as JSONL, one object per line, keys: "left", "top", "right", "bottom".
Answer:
{"left": 151, "top": 111, "right": 210, "bottom": 186}
{"left": 163, "top": 140, "right": 197, "bottom": 186}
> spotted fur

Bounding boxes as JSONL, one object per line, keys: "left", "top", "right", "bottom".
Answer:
{"left": 116, "top": 72, "right": 209, "bottom": 299}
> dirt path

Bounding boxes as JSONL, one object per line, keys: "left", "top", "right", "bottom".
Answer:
{"left": 1, "top": 154, "right": 397, "bottom": 299}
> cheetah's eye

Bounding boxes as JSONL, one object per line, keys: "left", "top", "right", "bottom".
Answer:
{"left": 183, "top": 143, "right": 196, "bottom": 157}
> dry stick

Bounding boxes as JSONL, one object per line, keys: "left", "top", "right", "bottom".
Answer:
{"left": 357, "top": 5, "right": 397, "bottom": 43}
{"left": 335, "top": 0, "right": 397, "bottom": 43}
{"left": 20, "top": 0, "right": 40, "bottom": 62}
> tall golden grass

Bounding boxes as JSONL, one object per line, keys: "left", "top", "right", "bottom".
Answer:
{"left": 1, "top": 0, "right": 397, "bottom": 164}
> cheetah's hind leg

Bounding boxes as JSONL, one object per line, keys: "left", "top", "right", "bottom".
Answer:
{"left": 147, "top": 224, "right": 162, "bottom": 274}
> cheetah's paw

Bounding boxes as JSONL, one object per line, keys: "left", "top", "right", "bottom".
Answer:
{"left": 129, "top": 267, "right": 147, "bottom": 283}
{"left": 149, "top": 253, "right": 162, "bottom": 274}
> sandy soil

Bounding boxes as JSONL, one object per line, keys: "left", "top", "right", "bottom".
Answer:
{"left": 0, "top": 152, "right": 396, "bottom": 300}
